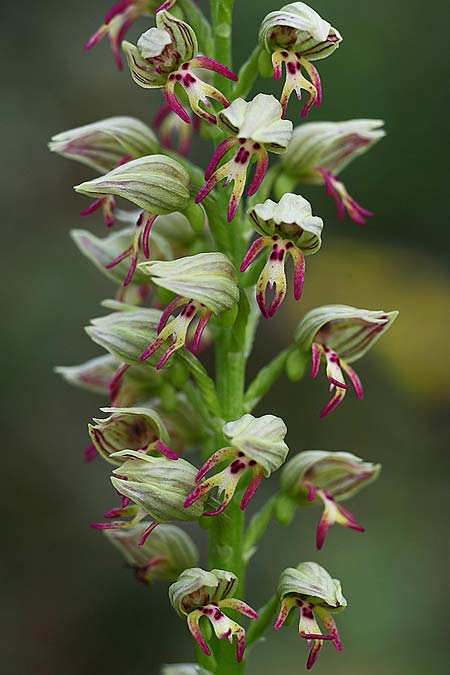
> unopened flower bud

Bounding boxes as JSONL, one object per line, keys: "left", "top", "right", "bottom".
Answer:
{"left": 185, "top": 414, "right": 289, "bottom": 516}
{"left": 281, "top": 119, "right": 385, "bottom": 223}
{"left": 294, "top": 305, "right": 398, "bottom": 417}
{"left": 280, "top": 451, "right": 381, "bottom": 548}
{"left": 275, "top": 562, "right": 346, "bottom": 669}
{"left": 169, "top": 568, "right": 258, "bottom": 662}
{"left": 139, "top": 253, "right": 239, "bottom": 368}
{"left": 259, "top": 3, "right": 342, "bottom": 117}
{"left": 89, "top": 405, "right": 178, "bottom": 464}
{"left": 55, "top": 354, "right": 118, "bottom": 395}
{"left": 49, "top": 116, "right": 159, "bottom": 174}
{"left": 75, "top": 155, "right": 192, "bottom": 284}
{"left": 242, "top": 194, "right": 323, "bottom": 317}
{"left": 196, "top": 94, "right": 293, "bottom": 221}
{"left": 104, "top": 522, "right": 199, "bottom": 584}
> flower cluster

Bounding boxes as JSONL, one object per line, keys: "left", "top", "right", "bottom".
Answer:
{"left": 52, "top": 1, "right": 399, "bottom": 672}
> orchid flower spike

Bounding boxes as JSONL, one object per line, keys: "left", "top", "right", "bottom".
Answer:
{"left": 74, "top": 155, "right": 195, "bottom": 285}
{"left": 84, "top": 0, "right": 164, "bottom": 70}
{"left": 281, "top": 119, "right": 386, "bottom": 223}
{"left": 169, "top": 568, "right": 258, "bottom": 662}
{"left": 196, "top": 94, "right": 293, "bottom": 221}
{"left": 259, "top": 3, "right": 342, "bottom": 118}
{"left": 104, "top": 522, "right": 199, "bottom": 584}
{"left": 295, "top": 305, "right": 398, "bottom": 417}
{"left": 275, "top": 562, "right": 347, "bottom": 670}
{"left": 123, "top": 11, "right": 237, "bottom": 125}
{"left": 279, "top": 450, "right": 381, "bottom": 548}
{"left": 242, "top": 194, "right": 323, "bottom": 317}
{"left": 92, "top": 451, "right": 205, "bottom": 543}
{"left": 138, "top": 253, "right": 239, "bottom": 368}
{"left": 88, "top": 405, "right": 179, "bottom": 464}
{"left": 185, "top": 414, "right": 289, "bottom": 516}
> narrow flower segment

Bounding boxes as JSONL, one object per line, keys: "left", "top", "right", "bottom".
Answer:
{"left": 259, "top": 3, "right": 342, "bottom": 118}
{"left": 104, "top": 522, "right": 199, "bottom": 584}
{"left": 138, "top": 253, "right": 239, "bottom": 368}
{"left": 281, "top": 119, "right": 386, "bottom": 223}
{"left": 74, "top": 155, "right": 192, "bottom": 285}
{"left": 122, "top": 11, "right": 237, "bottom": 125}
{"left": 294, "top": 305, "right": 398, "bottom": 417}
{"left": 84, "top": 0, "right": 166, "bottom": 69}
{"left": 280, "top": 451, "right": 381, "bottom": 548}
{"left": 185, "top": 414, "right": 289, "bottom": 515}
{"left": 169, "top": 568, "right": 258, "bottom": 662}
{"left": 196, "top": 94, "right": 293, "bottom": 220}
{"left": 275, "top": 562, "right": 346, "bottom": 669}
{"left": 242, "top": 193, "right": 323, "bottom": 317}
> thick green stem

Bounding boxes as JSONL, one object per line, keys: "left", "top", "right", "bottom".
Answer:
{"left": 211, "top": 0, "right": 236, "bottom": 99}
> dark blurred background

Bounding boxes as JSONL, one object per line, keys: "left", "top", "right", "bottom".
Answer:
{"left": 2, "top": 1, "right": 449, "bottom": 673}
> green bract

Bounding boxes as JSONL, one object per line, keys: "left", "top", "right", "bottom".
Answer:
{"left": 74, "top": 155, "right": 191, "bottom": 215}
{"left": 223, "top": 414, "right": 289, "bottom": 476}
{"left": 249, "top": 193, "right": 323, "bottom": 253}
{"left": 259, "top": 2, "right": 342, "bottom": 60}
{"left": 138, "top": 253, "right": 240, "bottom": 314}
{"left": 111, "top": 452, "right": 205, "bottom": 522}
{"left": 281, "top": 119, "right": 385, "bottom": 183}
{"left": 295, "top": 305, "right": 399, "bottom": 363}
{"left": 218, "top": 94, "right": 293, "bottom": 153}
{"left": 49, "top": 116, "right": 159, "bottom": 173}
{"left": 104, "top": 523, "right": 199, "bottom": 582}
{"left": 169, "top": 568, "right": 238, "bottom": 617}
{"left": 281, "top": 450, "right": 381, "bottom": 504}
{"left": 278, "top": 562, "right": 346, "bottom": 609}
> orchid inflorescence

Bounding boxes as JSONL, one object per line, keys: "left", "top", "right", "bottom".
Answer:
{"left": 51, "top": 2, "right": 398, "bottom": 673}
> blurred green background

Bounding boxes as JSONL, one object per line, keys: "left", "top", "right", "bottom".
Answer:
{"left": 3, "top": 1, "right": 449, "bottom": 673}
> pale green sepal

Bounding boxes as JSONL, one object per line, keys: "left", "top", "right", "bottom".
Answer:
{"left": 217, "top": 94, "right": 293, "bottom": 153}
{"left": 294, "top": 305, "right": 399, "bottom": 363}
{"left": 74, "top": 155, "right": 191, "bottom": 215}
{"left": 111, "top": 453, "right": 205, "bottom": 522}
{"left": 49, "top": 116, "right": 159, "bottom": 173}
{"left": 169, "top": 567, "right": 238, "bottom": 617}
{"left": 138, "top": 252, "right": 239, "bottom": 314}
{"left": 55, "top": 354, "right": 118, "bottom": 394}
{"left": 281, "top": 450, "right": 381, "bottom": 504}
{"left": 281, "top": 119, "right": 385, "bottom": 183}
{"left": 277, "top": 562, "right": 346, "bottom": 610}
{"left": 222, "top": 414, "right": 289, "bottom": 476}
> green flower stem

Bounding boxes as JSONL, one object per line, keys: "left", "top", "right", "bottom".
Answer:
{"left": 244, "top": 346, "right": 295, "bottom": 412}
{"left": 211, "top": 0, "right": 236, "bottom": 99}
{"left": 246, "top": 594, "right": 279, "bottom": 648}
{"left": 233, "top": 46, "right": 262, "bottom": 100}
{"left": 243, "top": 495, "right": 277, "bottom": 563}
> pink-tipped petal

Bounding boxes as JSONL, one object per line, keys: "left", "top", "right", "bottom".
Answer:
{"left": 187, "top": 613, "right": 211, "bottom": 657}
{"left": 80, "top": 197, "right": 104, "bottom": 217}
{"left": 195, "top": 447, "right": 236, "bottom": 483}
{"left": 311, "top": 343, "right": 321, "bottom": 379}
{"left": 142, "top": 215, "right": 156, "bottom": 259}
{"left": 190, "top": 56, "right": 238, "bottom": 81}
{"left": 240, "top": 237, "right": 269, "bottom": 272}
{"left": 342, "top": 361, "right": 364, "bottom": 399}
{"left": 306, "top": 640, "right": 323, "bottom": 670}
{"left": 158, "top": 296, "right": 185, "bottom": 333}
{"left": 164, "top": 83, "right": 191, "bottom": 124}
{"left": 84, "top": 443, "right": 98, "bottom": 463}
{"left": 138, "top": 521, "right": 160, "bottom": 546}
{"left": 289, "top": 247, "right": 305, "bottom": 301}
{"left": 123, "top": 249, "right": 139, "bottom": 286}
{"left": 247, "top": 149, "right": 269, "bottom": 197}
{"left": 153, "top": 439, "right": 179, "bottom": 461}
{"left": 205, "top": 137, "right": 237, "bottom": 180}
{"left": 193, "top": 311, "right": 212, "bottom": 351}
{"left": 105, "top": 245, "right": 133, "bottom": 269}
{"left": 109, "top": 363, "right": 130, "bottom": 403}
{"left": 240, "top": 470, "right": 264, "bottom": 510}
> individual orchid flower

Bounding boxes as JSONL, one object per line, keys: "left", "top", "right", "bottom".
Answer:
{"left": 154, "top": 103, "right": 201, "bottom": 157}
{"left": 275, "top": 562, "right": 346, "bottom": 670}
{"left": 123, "top": 11, "right": 237, "bottom": 125}
{"left": 75, "top": 155, "right": 199, "bottom": 285}
{"left": 295, "top": 305, "right": 398, "bottom": 417}
{"left": 88, "top": 405, "right": 179, "bottom": 464}
{"left": 241, "top": 193, "right": 323, "bottom": 317}
{"left": 103, "top": 522, "right": 199, "bottom": 584}
{"left": 84, "top": 0, "right": 166, "bottom": 70}
{"left": 92, "top": 451, "right": 206, "bottom": 544}
{"left": 185, "top": 414, "right": 289, "bottom": 516}
{"left": 196, "top": 94, "right": 293, "bottom": 220}
{"left": 139, "top": 253, "right": 239, "bottom": 368}
{"left": 279, "top": 451, "right": 381, "bottom": 548}
{"left": 169, "top": 568, "right": 258, "bottom": 662}
{"left": 259, "top": 2, "right": 342, "bottom": 118}
{"left": 281, "top": 119, "right": 386, "bottom": 223}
